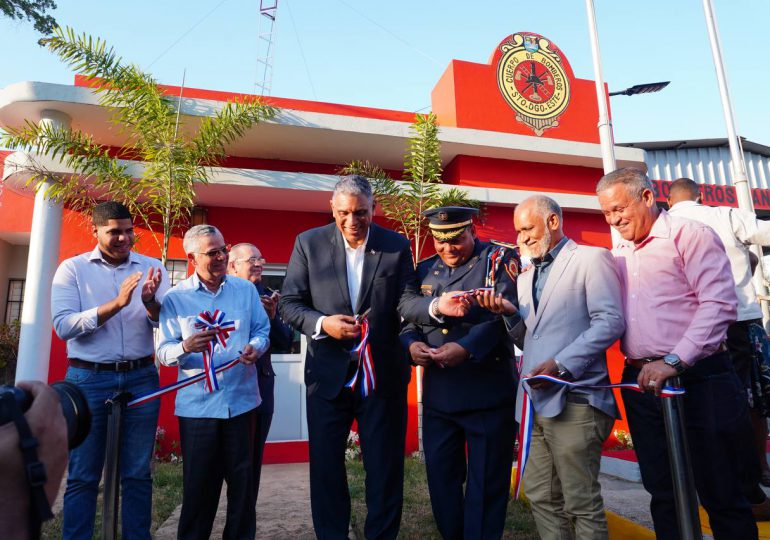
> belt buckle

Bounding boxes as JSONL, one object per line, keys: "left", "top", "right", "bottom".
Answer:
{"left": 114, "top": 361, "right": 130, "bottom": 372}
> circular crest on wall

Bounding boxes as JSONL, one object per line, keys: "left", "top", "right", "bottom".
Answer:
{"left": 496, "top": 32, "right": 572, "bottom": 136}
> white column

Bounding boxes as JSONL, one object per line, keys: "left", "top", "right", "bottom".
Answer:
{"left": 15, "top": 109, "right": 71, "bottom": 382}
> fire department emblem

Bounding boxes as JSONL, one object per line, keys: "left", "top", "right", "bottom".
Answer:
{"left": 497, "top": 33, "right": 571, "bottom": 136}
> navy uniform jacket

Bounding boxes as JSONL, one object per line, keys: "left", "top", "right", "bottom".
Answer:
{"left": 401, "top": 240, "right": 520, "bottom": 413}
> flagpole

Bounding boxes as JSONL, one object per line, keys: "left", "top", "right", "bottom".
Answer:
{"left": 702, "top": 0, "right": 770, "bottom": 328}
{"left": 584, "top": 0, "right": 616, "bottom": 175}
{"left": 585, "top": 3, "right": 701, "bottom": 537}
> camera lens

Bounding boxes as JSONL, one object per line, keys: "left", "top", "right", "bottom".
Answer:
{"left": 50, "top": 381, "right": 91, "bottom": 449}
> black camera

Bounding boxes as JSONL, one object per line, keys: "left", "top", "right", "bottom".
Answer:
{"left": 0, "top": 381, "right": 91, "bottom": 449}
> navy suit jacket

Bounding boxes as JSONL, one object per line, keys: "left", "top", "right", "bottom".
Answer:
{"left": 279, "top": 223, "right": 432, "bottom": 399}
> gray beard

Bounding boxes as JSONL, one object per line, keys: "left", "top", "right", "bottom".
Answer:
{"left": 520, "top": 228, "right": 552, "bottom": 260}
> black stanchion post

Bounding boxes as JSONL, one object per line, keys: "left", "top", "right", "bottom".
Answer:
{"left": 661, "top": 376, "right": 701, "bottom": 540}
{"left": 102, "top": 392, "right": 131, "bottom": 540}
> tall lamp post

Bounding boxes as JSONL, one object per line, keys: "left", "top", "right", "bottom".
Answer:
{"left": 585, "top": 2, "right": 701, "bottom": 539}
{"left": 701, "top": 0, "right": 770, "bottom": 329}
{"left": 609, "top": 81, "right": 670, "bottom": 97}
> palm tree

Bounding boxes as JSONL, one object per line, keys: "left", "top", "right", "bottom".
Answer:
{"left": 1, "top": 26, "right": 277, "bottom": 264}
{"left": 342, "top": 112, "right": 480, "bottom": 265}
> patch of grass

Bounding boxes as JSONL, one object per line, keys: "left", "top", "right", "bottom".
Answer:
{"left": 347, "top": 457, "right": 537, "bottom": 539}
{"left": 42, "top": 461, "right": 183, "bottom": 539}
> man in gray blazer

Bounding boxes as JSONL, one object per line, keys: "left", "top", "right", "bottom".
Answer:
{"left": 477, "top": 195, "right": 624, "bottom": 539}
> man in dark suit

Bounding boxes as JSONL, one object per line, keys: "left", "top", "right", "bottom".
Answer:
{"left": 400, "top": 206, "right": 520, "bottom": 540}
{"left": 228, "top": 243, "right": 294, "bottom": 504}
{"left": 280, "top": 176, "right": 456, "bottom": 539}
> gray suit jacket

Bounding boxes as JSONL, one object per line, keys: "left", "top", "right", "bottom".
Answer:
{"left": 511, "top": 239, "right": 624, "bottom": 421}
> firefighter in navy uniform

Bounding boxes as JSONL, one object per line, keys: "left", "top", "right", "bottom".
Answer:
{"left": 401, "top": 206, "right": 520, "bottom": 540}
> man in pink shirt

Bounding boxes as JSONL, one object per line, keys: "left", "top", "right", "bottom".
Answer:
{"left": 597, "top": 168, "right": 757, "bottom": 539}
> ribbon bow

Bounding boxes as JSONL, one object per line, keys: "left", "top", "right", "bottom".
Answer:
{"left": 345, "top": 317, "right": 376, "bottom": 397}
{"left": 194, "top": 309, "right": 236, "bottom": 392}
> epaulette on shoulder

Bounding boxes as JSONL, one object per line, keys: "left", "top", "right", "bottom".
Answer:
{"left": 490, "top": 239, "right": 517, "bottom": 250}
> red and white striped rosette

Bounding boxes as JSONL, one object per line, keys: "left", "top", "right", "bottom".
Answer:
{"left": 194, "top": 309, "right": 236, "bottom": 392}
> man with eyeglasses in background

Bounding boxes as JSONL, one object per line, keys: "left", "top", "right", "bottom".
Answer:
{"left": 157, "top": 225, "right": 270, "bottom": 540}
{"left": 228, "top": 243, "right": 293, "bottom": 508}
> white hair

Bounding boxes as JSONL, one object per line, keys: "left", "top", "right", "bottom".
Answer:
{"left": 183, "top": 224, "right": 223, "bottom": 254}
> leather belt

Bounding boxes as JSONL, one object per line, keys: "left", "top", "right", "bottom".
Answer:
{"left": 68, "top": 356, "right": 154, "bottom": 372}
{"left": 625, "top": 343, "right": 728, "bottom": 370}
{"left": 625, "top": 356, "right": 664, "bottom": 370}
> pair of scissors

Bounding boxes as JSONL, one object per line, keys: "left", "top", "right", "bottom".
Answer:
{"left": 355, "top": 307, "right": 372, "bottom": 322}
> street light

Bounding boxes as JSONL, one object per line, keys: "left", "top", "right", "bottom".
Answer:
{"left": 609, "top": 81, "right": 670, "bottom": 97}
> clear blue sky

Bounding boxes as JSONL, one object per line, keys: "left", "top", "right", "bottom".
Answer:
{"left": 0, "top": 0, "right": 767, "bottom": 144}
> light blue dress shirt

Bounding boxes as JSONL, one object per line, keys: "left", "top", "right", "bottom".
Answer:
{"left": 157, "top": 273, "right": 270, "bottom": 419}
{"left": 51, "top": 247, "right": 170, "bottom": 362}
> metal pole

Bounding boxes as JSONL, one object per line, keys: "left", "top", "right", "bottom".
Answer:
{"left": 584, "top": 0, "right": 623, "bottom": 247}
{"left": 102, "top": 392, "right": 131, "bottom": 540}
{"left": 585, "top": 6, "right": 700, "bottom": 536}
{"left": 661, "top": 377, "right": 702, "bottom": 540}
{"left": 702, "top": 0, "right": 770, "bottom": 329}
{"left": 584, "top": 0, "right": 616, "bottom": 175}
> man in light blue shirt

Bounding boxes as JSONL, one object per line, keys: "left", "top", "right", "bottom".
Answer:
{"left": 157, "top": 224, "right": 269, "bottom": 540}
{"left": 52, "top": 201, "right": 169, "bottom": 540}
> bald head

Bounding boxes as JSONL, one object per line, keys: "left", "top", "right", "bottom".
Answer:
{"left": 667, "top": 178, "right": 701, "bottom": 208}
{"left": 514, "top": 195, "right": 564, "bottom": 259}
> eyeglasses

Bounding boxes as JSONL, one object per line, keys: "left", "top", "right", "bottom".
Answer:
{"left": 196, "top": 244, "right": 231, "bottom": 258}
{"left": 235, "top": 256, "right": 266, "bottom": 265}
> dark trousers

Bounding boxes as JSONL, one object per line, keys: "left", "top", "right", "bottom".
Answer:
{"left": 253, "top": 375, "right": 275, "bottom": 504}
{"left": 423, "top": 405, "right": 516, "bottom": 540}
{"left": 307, "top": 385, "right": 408, "bottom": 540}
{"left": 726, "top": 320, "right": 767, "bottom": 503}
{"left": 622, "top": 351, "right": 757, "bottom": 540}
{"left": 178, "top": 410, "right": 258, "bottom": 540}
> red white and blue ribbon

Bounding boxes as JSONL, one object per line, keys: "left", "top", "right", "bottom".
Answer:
{"left": 345, "top": 318, "right": 376, "bottom": 397}
{"left": 485, "top": 246, "right": 506, "bottom": 287}
{"left": 194, "top": 310, "right": 236, "bottom": 392}
{"left": 127, "top": 357, "right": 241, "bottom": 408}
{"left": 512, "top": 374, "right": 685, "bottom": 499}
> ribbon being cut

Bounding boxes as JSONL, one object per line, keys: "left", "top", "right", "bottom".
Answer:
{"left": 512, "top": 374, "right": 685, "bottom": 499}
{"left": 194, "top": 309, "right": 236, "bottom": 392}
{"left": 345, "top": 315, "right": 376, "bottom": 397}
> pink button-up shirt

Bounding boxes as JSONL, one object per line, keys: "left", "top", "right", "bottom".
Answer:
{"left": 612, "top": 209, "right": 737, "bottom": 366}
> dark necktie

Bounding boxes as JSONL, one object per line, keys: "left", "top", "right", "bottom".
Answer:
{"left": 531, "top": 253, "right": 554, "bottom": 311}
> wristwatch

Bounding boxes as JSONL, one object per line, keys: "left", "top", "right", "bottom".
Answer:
{"left": 430, "top": 298, "right": 442, "bottom": 318}
{"left": 663, "top": 354, "right": 686, "bottom": 374}
{"left": 555, "top": 361, "right": 572, "bottom": 381}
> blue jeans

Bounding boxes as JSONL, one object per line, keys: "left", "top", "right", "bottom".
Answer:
{"left": 62, "top": 364, "right": 160, "bottom": 540}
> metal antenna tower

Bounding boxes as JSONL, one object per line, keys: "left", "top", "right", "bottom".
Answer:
{"left": 255, "top": 0, "right": 279, "bottom": 96}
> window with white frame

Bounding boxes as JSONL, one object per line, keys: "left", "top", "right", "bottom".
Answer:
{"left": 164, "top": 259, "right": 188, "bottom": 287}
{"left": 5, "top": 279, "right": 24, "bottom": 324}
{"left": 262, "top": 263, "right": 301, "bottom": 354}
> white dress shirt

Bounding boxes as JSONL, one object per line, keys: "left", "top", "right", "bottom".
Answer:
{"left": 51, "top": 247, "right": 170, "bottom": 362}
{"left": 313, "top": 230, "right": 369, "bottom": 339}
{"left": 669, "top": 200, "right": 770, "bottom": 321}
